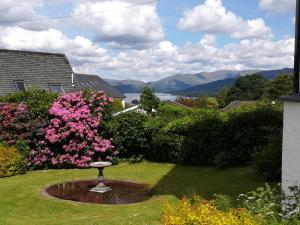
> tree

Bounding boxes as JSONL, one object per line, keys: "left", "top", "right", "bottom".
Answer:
{"left": 217, "top": 87, "right": 229, "bottom": 108}
{"left": 140, "top": 86, "right": 160, "bottom": 115}
{"left": 229, "top": 74, "right": 267, "bottom": 101}
{"left": 112, "top": 99, "right": 124, "bottom": 113}
{"left": 262, "top": 74, "right": 292, "bottom": 100}
{"left": 197, "top": 96, "right": 219, "bottom": 110}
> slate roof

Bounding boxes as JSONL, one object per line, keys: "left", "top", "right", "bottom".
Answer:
{"left": 75, "top": 73, "right": 125, "bottom": 98}
{"left": 0, "top": 49, "right": 125, "bottom": 99}
{"left": 0, "top": 49, "right": 78, "bottom": 96}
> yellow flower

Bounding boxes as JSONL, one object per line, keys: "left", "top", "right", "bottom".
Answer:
{"left": 161, "top": 196, "right": 261, "bottom": 225}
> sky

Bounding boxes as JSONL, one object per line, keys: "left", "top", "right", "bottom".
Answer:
{"left": 0, "top": 0, "right": 296, "bottom": 81}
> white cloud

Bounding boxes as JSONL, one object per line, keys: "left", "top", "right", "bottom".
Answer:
{"left": 0, "top": 27, "right": 110, "bottom": 69}
{"left": 259, "top": 0, "right": 296, "bottom": 13}
{"left": 178, "top": 0, "right": 272, "bottom": 39}
{"left": 0, "top": 0, "right": 57, "bottom": 30}
{"left": 71, "top": 0, "right": 164, "bottom": 49}
{"left": 87, "top": 36, "right": 294, "bottom": 81}
{"left": 0, "top": 26, "right": 294, "bottom": 82}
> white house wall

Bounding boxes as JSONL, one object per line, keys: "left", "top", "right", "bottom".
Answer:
{"left": 282, "top": 101, "right": 300, "bottom": 194}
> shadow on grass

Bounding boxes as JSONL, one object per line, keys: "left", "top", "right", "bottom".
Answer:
{"left": 150, "top": 165, "right": 266, "bottom": 200}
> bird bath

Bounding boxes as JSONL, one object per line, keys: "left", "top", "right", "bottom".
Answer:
{"left": 44, "top": 161, "right": 152, "bottom": 204}
{"left": 89, "top": 161, "right": 112, "bottom": 193}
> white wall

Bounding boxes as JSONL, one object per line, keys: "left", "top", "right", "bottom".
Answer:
{"left": 282, "top": 101, "right": 300, "bottom": 195}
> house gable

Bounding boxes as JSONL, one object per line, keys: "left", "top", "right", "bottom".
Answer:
{"left": 75, "top": 73, "right": 125, "bottom": 99}
{"left": 0, "top": 49, "right": 78, "bottom": 96}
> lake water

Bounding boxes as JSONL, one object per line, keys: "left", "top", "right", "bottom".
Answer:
{"left": 124, "top": 93, "right": 177, "bottom": 103}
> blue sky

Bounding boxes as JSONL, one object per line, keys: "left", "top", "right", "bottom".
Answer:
{"left": 0, "top": 0, "right": 296, "bottom": 81}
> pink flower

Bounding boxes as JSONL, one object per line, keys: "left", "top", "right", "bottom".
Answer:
{"left": 27, "top": 91, "right": 116, "bottom": 169}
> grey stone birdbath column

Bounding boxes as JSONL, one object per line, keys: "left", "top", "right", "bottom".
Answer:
{"left": 89, "top": 161, "right": 112, "bottom": 193}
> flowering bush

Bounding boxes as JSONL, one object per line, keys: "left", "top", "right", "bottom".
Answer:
{"left": 161, "top": 196, "right": 260, "bottom": 225}
{"left": 0, "top": 103, "right": 45, "bottom": 146}
{"left": 0, "top": 88, "right": 58, "bottom": 119}
{"left": 28, "top": 91, "right": 115, "bottom": 168}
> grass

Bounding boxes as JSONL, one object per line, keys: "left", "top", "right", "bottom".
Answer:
{"left": 0, "top": 162, "right": 266, "bottom": 225}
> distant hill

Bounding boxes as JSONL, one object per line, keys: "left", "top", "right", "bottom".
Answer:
{"left": 255, "top": 68, "right": 293, "bottom": 79}
{"left": 148, "top": 73, "right": 207, "bottom": 92}
{"left": 173, "top": 78, "right": 237, "bottom": 96}
{"left": 105, "top": 79, "right": 145, "bottom": 93}
{"left": 173, "top": 68, "right": 293, "bottom": 96}
{"left": 106, "top": 70, "right": 262, "bottom": 93}
{"left": 200, "top": 70, "right": 259, "bottom": 82}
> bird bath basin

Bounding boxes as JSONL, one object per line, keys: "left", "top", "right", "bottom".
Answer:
{"left": 44, "top": 161, "right": 152, "bottom": 204}
{"left": 89, "top": 161, "right": 112, "bottom": 193}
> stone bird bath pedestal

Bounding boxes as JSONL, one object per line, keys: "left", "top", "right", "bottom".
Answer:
{"left": 89, "top": 161, "right": 112, "bottom": 193}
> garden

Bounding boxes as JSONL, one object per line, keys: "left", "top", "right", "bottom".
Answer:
{"left": 0, "top": 88, "right": 299, "bottom": 225}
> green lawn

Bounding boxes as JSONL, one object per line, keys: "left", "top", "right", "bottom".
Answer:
{"left": 0, "top": 162, "right": 266, "bottom": 225}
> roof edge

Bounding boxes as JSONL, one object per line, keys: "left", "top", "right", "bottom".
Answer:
{"left": 0, "top": 48, "right": 66, "bottom": 57}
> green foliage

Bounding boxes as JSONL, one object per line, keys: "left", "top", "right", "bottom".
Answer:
{"left": 111, "top": 99, "right": 124, "bottom": 113}
{"left": 237, "top": 184, "right": 300, "bottom": 224}
{"left": 229, "top": 74, "right": 267, "bottom": 101}
{"left": 109, "top": 112, "right": 150, "bottom": 158}
{"left": 197, "top": 96, "right": 219, "bottom": 110}
{"left": 253, "top": 132, "right": 282, "bottom": 180}
{"left": 14, "top": 140, "right": 31, "bottom": 159}
{"left": 214, "top": 104, "right": 282, "bottom": 168}
{"left": 147, "top": 131, "right": 184, "bottom": 163}
{"left": 181, "top": 111, "right": 227, "bottom": 165}
{"left": 0, "top": 143, "right": 26, "bottom": 177}
{"left": 214, "top": 194, "right": 233, "bottom": 212}
{"left": 0, "top": 89, "right": 58, "bottom": 119}
{"left": 140, "top": 86, "right": 160, "bottom": 114}
{"left": 217, "top": 86, "right": 230, "bottom": 108}
{"left": 238, "top": 184, "right": 282, "bottom": 220}
{"left": 263, "top": 74, "right": 293, "bottom": 100}
{"left": 144, "top": 105, "right": 213, "bottom": 163}
{"left": 111, "top": 101, "right": 283, "bottom": 173}
{"left": 145, "top": 102, "right": 283, "bottom": 171}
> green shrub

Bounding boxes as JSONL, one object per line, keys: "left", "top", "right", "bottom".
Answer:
{"left": 110, "top": 102, "right": 283, "bottom": 171}
{"left": 237, "top": 184, "right": 300, "bottom": 223}
{"left": 213, "top": 104, "right": 282, "bottom": 168}
{"left": 214, "top": 194, "right": 233, "bottom": 212}
{"left": 14, "top": 140, "right": 31, "bottom": 159}
{"left": 0, "top": 88, "right": 58, "bottom": 119}
{"left": 253, "top": 132, "right": 282, "bottom": 180}
{"left": 109, "top": 112, "right": 150, "bottom": 158}
{"left": 238, "top": 184, "right": 282, "bottom": 220}
{"left": 0, "top": 144, "right": 26, "bottom": 177}
{"left": 148, "top": 132, "right": 184, "bottom": 163}
{"left": 180, "top": 112, "right": 227, "bottom": 165}
{"left": 112, "top": 99, "right": 124, "bottom": 113}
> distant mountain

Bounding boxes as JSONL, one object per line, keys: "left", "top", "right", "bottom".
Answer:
{"left": 148, "top": 73, "right": 207, "bottom": 92}
{"left": 173, "top": 78, "right": 237, "bottom": 96}
{"left": 173, "top": 68, "right": 293, "bottom": 96}
{"left": 106, "top": 68, "right": 293, "bottom": 94}
{"left": 106, "top": 70, "right": 261, "bottom": 93}
{"left": 201, "top": 70, "right": 259, "bottom": 82}
{"left": 105, "top": 79, "right": 145, "bottom": 93}
{"left": 255, "top": 68, "right": 293, "bottom": 79}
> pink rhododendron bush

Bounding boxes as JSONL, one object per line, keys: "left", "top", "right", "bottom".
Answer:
{"left": 0, "top": 103, "right": 45, "bottom": 145}
{"left": 27, "top": 91, "right": 116, "bottom": 168}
